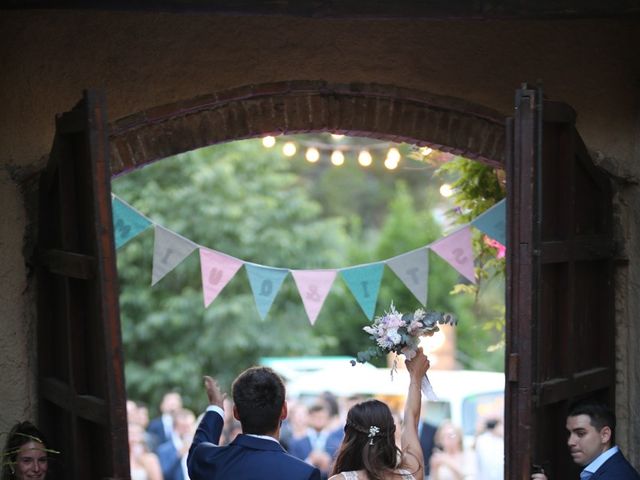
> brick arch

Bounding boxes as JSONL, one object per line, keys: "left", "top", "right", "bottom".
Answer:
{"left": 109, "top": 81, "right": 506, "bottom": 176}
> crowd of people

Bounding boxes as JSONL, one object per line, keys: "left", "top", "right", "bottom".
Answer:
{"left": 124, "top": 349, "right": 504, "bottom": 480}
{"left": 3, "top": 350, "right": 637, "bottom": 479}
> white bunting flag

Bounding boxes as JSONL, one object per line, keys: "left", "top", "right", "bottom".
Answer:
{"left": 152, "top": 226, "right": 198, "bottom": 285}
{"left": 386, "top": 247, "right": 429, "bottom": 306}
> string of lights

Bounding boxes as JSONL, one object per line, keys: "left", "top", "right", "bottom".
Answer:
{"left": 260, "top": 134, "right": 435, "bottom": 171}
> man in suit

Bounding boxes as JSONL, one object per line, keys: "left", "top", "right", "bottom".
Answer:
{"left": 289, "top": 403, "right": 335, "bottom": 479}
{"left": 157, "top": 408, "right": 196, "bottom": 480}
{"left": 419, "top": 420, "right": 437, "bottom": 478}
{"left": 147, "top": 391, "right": 183, "bottom": 452}
{"left": 531, "top": 399, "right": 640, "bottom": 480}
{"left": 187, "top": 367, "right": 321, "bottom": 480}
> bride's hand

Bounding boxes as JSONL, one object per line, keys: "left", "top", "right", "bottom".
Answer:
{"left": 405, "top": 347, "right": 430, "bottom": 380}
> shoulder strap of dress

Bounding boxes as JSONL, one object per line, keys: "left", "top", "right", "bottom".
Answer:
{"left": 396, "top": 469, "right": 416, "bottom": 480}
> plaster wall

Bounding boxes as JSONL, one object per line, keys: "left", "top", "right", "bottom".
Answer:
{"left": 0, "top": 11, "right": 639, "bottom": 464}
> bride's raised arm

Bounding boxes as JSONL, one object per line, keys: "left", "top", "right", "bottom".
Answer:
{"left": 401, "top": 348, "right": 430, "bottom": 479}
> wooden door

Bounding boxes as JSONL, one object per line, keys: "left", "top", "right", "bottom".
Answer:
{"left": 505, "top": 85, "right": 615, "bottom": 479}
{"left": 36, "top": 90, "right": 129, "bottom": 480}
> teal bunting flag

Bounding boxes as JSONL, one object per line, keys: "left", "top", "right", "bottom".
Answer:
{"left": 340, "top": 263, "right": 384, "bottom": 320}
{"left": 471, "top": 199, "right": 506, "bottom": 246}
{"left": 245, "top": 263, "right": 289, "bottom": 319}
{"left": 112, "top": 196, "right": 153, "bottom": 248}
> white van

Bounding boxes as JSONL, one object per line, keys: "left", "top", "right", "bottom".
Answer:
{"left": 261, "top": 356, "right": 504, "bottom": 446}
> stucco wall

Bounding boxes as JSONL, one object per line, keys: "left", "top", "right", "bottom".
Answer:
{"left": 0, "top": 10, "right": 639, "bottom": 464}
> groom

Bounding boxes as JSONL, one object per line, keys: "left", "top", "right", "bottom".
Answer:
{"left": 187, "top": 367, "right": 321, "bottom": 480}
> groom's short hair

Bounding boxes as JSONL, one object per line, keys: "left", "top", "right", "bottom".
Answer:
{"left": 232, "top": 366, "right": 286, "bottom": 435}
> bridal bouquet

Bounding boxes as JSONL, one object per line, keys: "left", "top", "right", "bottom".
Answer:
{"left": 352, "top": 303, "right": 456, "bottom": 400}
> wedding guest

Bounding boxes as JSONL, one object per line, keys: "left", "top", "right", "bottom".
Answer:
{"left": 157, "top": 408, "right": 196, "bottom": 480}
{"left": 147, "top": 391, "right": 183, "bottom": 452}
{"left": 531, "top": 399, "right": 639, "bottom": 480}
{"left": 429, "top": 420, "right": 475, "bottom": 480}
{"left": 475, "top": 417, "right": 504, "bottom": 480}
{"left": 1, "top": 421, "right": 50, "bottom": 480}
{"left": 128, "top": 399, "right": 154, "bottom": 448}
{"left": 328, "top": 348, "right": 430, "bottom": 480}
{"left": 279, "top": 400, "right": 310, "bottom": 451}
{"left": 128, "top": 423, "right": 163, "bottom": 480}
{"left": 418, "top": 414, "right": 438, "bottom": 478}
{"left": 289, "top": 403, "right": 335, "bottom": 478}
{"left": 187, "top": 368, "right": 321, "bottom": 479}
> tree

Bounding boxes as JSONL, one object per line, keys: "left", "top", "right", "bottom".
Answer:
{"left": 112, "top": 141, "right": 350, "bottom": 412}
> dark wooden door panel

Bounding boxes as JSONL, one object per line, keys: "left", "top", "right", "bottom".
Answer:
{"left": 37, "top": 90, "right": 129, "bottom": 480}
{"left": 505, "top": 86, "right": 615, "bottom": 479}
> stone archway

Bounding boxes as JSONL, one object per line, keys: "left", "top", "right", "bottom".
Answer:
{"left": 108, "top": 81, "right": 506, "bottom": 175}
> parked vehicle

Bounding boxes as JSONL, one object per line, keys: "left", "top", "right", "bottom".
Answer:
{"left": 261, "top": 356, "right": 504, "bottom": 446}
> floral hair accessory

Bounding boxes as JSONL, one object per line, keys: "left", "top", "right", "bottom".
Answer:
{"left": 368, "top": 425, "right": 380, "bottom": 445}
{"left": 351, "top": 302, "right": 456, "bottom": 401}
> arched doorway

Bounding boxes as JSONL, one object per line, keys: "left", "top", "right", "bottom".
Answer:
{"left": 35, "top": 83, "right": 615, "bottom": 480}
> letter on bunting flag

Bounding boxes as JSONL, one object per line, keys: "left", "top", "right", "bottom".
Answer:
{"left": 340, "top": 263, "right": 384, "bottom": 320}
{"left": 291, "top": 270, "right": 337, "bottom": 325}
{"left": 112, "top": 196, "right": 152, "bottom": 248}
{"left": 199, "top": 248, "right": 244, "bottom": 308}
{"left": 245, "top": 263, "right": 289, "bottom": 320}
{"left": 152, "top": 226, "right": 198, "bottom": 285}
{"left": 430, "top": 226, "right": 476, "bottom": 284}
{"left": 471, "top": 199, "right": 506, "bottom": 246}
{"left": 386, "top": 247, "right": 429, "bottom": 306}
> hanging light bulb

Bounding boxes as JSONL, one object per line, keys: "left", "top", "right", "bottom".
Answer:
{"left": 331, "top": 150, "right": 345, "bottom": 166}
{"left": 283, "top": 142, "right": 297, "bottom": 157}
{"left": 386, "top": 147, "right": 401, "bottom": 163}
{"left": 419, "top": 146, "right": 433, "bottom": 156}
{"left": 305, "top": 147, "right": 320, "bottom": 163}
{"left": 439, "top": 183, "right": 454, "bottom": 198}
{"left": 358, "top": 150, "right": 372, "bottom": 167}
{"left": 331, "top": 134, "right": 345, "bottom": 140}
{"left": 384, "top": 157, "right": 398, "bottom": 170}
{"left": 262, "top": 136, "right": 276, "bottom": 148}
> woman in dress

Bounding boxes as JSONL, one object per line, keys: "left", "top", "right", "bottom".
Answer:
{"left": 1, "top": 421, "right": 50, "bottom": 480}
{"left": 329, "top": 348, "right": 430, "bottom": 480}
{"left": 429, "top": 420, "right": 475, "bottom": 480}
{"left": 128, "top": 423, "right": 163, "bottom": 480}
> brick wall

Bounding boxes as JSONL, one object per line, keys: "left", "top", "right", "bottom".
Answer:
{"left": 109, "top": 81, "right": 506, "bottom": 175}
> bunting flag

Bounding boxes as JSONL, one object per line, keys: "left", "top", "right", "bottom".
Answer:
{"left": 291, "top": 270, "right": 337, "bottom": 325}
{"left": 340, "top": 263, "right": 385, "bottom": 320}
{"left": 386, "top": 247, "right": 429, "bottom": 306}
{"left": 152, "top": 226, "right": 198, "bottom": 285}
{"left": 245, "top": 264, "right": 289, "bottom": 319}
{"left": 430, "top": 226, "right": 476, "bottom": 284}
{"left": 112, "top": 196, "right": 152, "bottom": 248}
{"left": 199, "top": 248, "right": 244, "bottom": 308}
{"left": 113, "top": 193, "right": 507, "bottom": 323}
{"left": 471, "top": 199, "right": 506, "bottom": 246}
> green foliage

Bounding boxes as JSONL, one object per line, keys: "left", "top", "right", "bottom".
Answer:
{"left": 113, "top": 140, "right": 350, "bottom": 412}
{"left": 432, "top": 156, "right": 507, "bottom": 361}
{"left": 114, "top": 140, "right": 507, "bottom": 412}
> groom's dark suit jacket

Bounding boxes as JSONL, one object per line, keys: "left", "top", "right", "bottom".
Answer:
{"left": 187, "top": 410, "right": 322, "bottom": 480}
{"left": 590, "top": 450, "right": 640, "bottom": 479}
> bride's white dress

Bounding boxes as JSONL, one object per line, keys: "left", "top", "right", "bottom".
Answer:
{"left": 340, "top": 469, "right": 416, "bottom": 480}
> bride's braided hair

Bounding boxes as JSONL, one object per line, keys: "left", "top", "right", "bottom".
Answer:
{"left": 345, "top": 420, "right": 394, "bottom": 443}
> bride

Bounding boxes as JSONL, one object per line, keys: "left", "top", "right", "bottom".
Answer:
{"left": 329, "top": 348, "right": 430, "bottom": 480}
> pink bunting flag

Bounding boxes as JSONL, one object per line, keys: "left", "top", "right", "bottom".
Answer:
{"left": 430, "top": 226, "right": 476, "bottom": 284}
{"left": 291, "top": 269, "right": 337, "bottom": 325}
{"left": 199, "top": 248, "right": 244, "bottom": 308}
